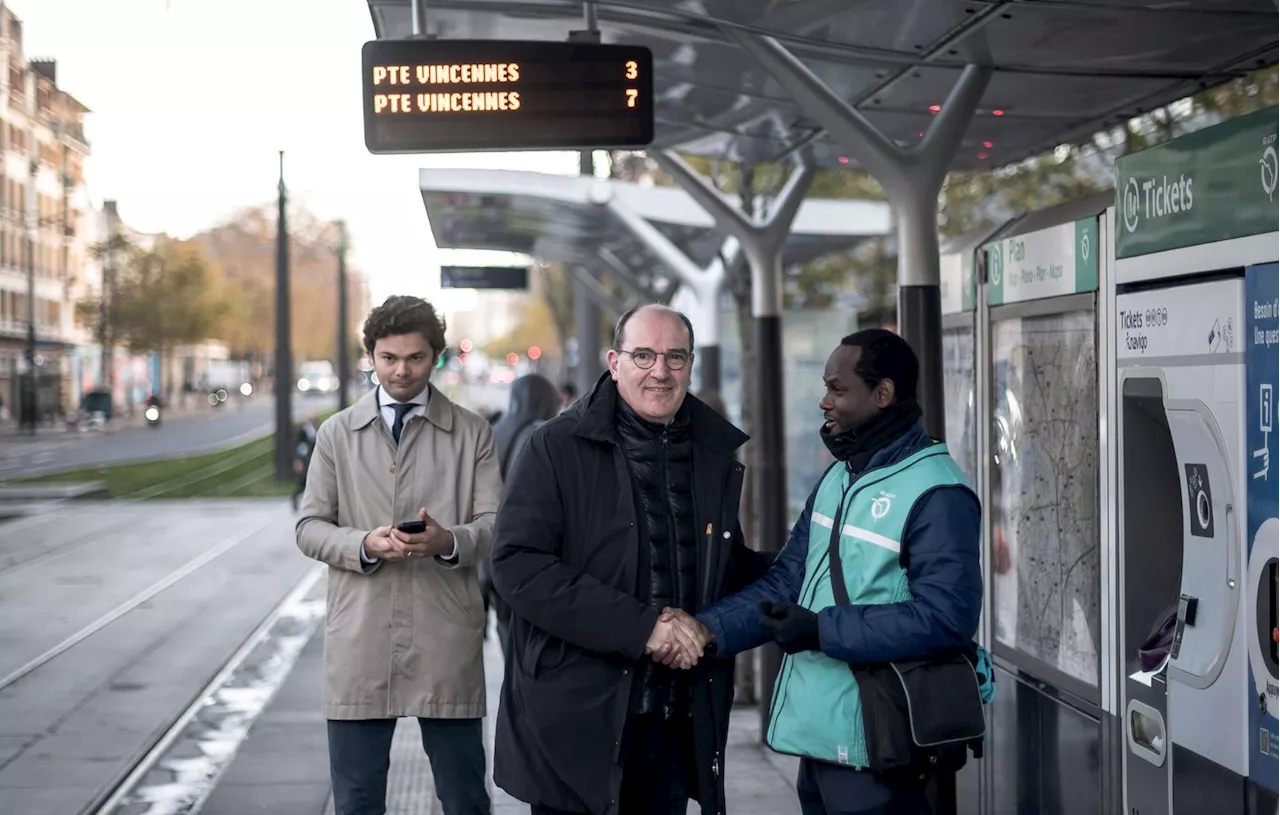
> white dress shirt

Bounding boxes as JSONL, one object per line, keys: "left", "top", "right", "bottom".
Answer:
{"left": 360, "top": 384, "right": 458, "bottom": 564}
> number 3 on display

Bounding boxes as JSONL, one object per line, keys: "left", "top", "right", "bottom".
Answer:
{"left": 625, "top": 88, "right": 638, "bottom": 108}
{"left": 625, "top": 60, "right": 638, "bottom": 80}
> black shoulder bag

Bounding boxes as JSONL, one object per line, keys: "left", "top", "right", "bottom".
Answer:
{"left": 825, "top": 489, "right": 986, "bottom": 783}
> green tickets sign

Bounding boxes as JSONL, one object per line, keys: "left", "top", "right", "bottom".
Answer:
{"left": 1115, "top": 106, "right": 1279, "bottom": 258}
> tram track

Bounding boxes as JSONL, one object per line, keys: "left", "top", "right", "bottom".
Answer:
{"left": 0, "top": 512, "right": 144, "bottom": 579}
{"left": 0, "top": 501, "right": 320, "bottom": 815}
{"left": 0, "top": 516, "right": 275, "bottom": 696}
{"left": 117, "top": 442, "right": 272, "bottom": 501}
{"left": 86, "top": 564, "right": 325, "bottom": 815}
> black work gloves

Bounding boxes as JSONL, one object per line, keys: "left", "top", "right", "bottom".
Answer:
{"left": 759, "top": 601, "right": 821, "bottom": 654}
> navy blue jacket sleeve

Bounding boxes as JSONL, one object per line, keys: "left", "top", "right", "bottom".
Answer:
{"left": 817, "top": 485, "right": 982, "bottom": 664}
{"left": 696, "top": 485, "right": 816, "bottom": 657}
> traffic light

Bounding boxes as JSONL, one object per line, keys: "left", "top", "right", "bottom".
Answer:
{"left": 528, "top": 345, "right": 542, "bottom": 361}
{"left": 459, "top": 338, "right": 473, "bottom": 353}
{"left": 505, "top": 352, "right": 519, "bottom": 366}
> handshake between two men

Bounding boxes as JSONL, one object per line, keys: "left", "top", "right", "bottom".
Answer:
{"left": 643, "top": 608, "right": 713, "bottom": 670}
{"left": 642, "top": 601, "right": 825, "bottom": 670}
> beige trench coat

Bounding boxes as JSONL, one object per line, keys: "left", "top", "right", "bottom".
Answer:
{"left": 296, "top": 385, "right": 501, "bottom": 720}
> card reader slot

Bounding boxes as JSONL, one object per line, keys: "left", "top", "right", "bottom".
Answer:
{"left": 1269, "top": 561, "right": 1277, "bottom": 668}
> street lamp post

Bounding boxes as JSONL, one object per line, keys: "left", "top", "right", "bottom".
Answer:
{"left": 101, "top": 201, "right": 118, "bottom": 392}
{"left": 336, "top": 220, "right": 351, "bottom": 412}
{"left": 273, "top": 152, "right": 294, "bottom": 481}
{"left": 22, "top": 157, "right": 37, "bottom": 434}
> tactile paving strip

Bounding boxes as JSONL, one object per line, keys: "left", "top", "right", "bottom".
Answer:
{"left": 385, "top": 718, "right": 438, "bottom": 814}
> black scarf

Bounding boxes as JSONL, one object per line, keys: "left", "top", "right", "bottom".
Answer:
{"left": 820, "top": 400, "right": 924, "bottom": 473}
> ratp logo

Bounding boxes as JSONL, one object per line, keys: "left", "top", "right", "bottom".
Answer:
{"left": 870, "top": 496, "right": 892, "bottom": 521}
{"left": 1260, "top": 143, "right": 1277, "bottom": 203}
{"left": 987, "top": 243, "right": 1003, "bottom": 286}
{"left": 1123, "top": 176, "right": 1141, "bottom": 233}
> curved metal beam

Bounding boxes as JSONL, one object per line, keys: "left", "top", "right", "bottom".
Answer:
{"left": 565, "top": 264, "right": 626, "bottom": 316}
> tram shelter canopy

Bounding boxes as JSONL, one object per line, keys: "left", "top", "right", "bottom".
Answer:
{"left": 367, "top": 0, "right": 1277, "bottom": 173}
{"left": 419, "top": 168, "right": 892, "bottom": 286}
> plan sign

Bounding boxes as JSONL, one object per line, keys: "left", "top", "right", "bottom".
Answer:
{"left": 985, "top": 217, "right": 1098, "bottom": 306}
{"left": 1116, "top": 278, "right": 1243, "bottom": 362}
{"left": 1115, "top": 106, "right": 1279, "bottom": 259}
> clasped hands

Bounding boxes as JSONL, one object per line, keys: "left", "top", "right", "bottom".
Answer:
{"left": 645, "top": 608, "right": 713, "bottom": 670}
{"left": 642, "top": 600, "right": 822, "bottom": 669}
{"left": 363, "top": 508, "right": 454, "bottom": 561}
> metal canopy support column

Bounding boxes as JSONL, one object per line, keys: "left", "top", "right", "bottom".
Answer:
{"left": 604, "top": 198, "right": 731, "bottom": 391}
{"left": 728, "top": 29, "right": 991, "bottom": 439}
{"left": 410, "top": 0, "right": 429, "bottom": 37}
{"left": 651, "top": 151, "right": 813, "bottom": 735}
{"left": 574, "top": 276, "right": 604, "bottom": 395}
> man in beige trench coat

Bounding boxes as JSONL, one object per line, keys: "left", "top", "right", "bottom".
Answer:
{"left": 297, "top": 295, "right": 502, "bottom": 815}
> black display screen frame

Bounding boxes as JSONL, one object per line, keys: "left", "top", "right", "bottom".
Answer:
{"left": 440, "top": 265, "right": 529, "bottom": 290}
{"left": 362, "top": 39, "right": 656, "bottom": 154}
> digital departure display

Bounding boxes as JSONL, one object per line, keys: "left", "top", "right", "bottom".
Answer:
{"left": 361, "top": 39, "right": 655, "bottom": 154}
{"left": 440, "top": 265, "right": 529, "bottom": 290}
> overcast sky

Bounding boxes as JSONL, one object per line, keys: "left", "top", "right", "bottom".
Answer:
{"left": 14, "top": 0, "right": 578, "bottom": 311}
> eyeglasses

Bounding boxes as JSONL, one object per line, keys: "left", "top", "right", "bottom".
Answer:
{"left": 618, "top": 348, "right": 692, "bottom": 370}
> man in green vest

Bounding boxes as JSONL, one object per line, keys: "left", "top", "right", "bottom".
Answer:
{"left": 684, "top": 328, "right": 984, "bottom": 815}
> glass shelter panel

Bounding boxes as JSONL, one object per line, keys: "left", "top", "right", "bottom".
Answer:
{"left": 943, "top": 322, "right": 978, "bottom": 486}
{"left": 717, "top": 307, "right": 859, "bottom": 519}
{"left": 989, "top": 309, "right": 1101, "bottom": 688}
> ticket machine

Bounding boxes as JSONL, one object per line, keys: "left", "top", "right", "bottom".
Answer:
{"left": 1117, "top": 278, "right": 1248, "bottom": 814}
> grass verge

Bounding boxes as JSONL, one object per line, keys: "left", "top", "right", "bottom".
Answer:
{"left": 18, "top": 412, "right": 334, "bottom": 499}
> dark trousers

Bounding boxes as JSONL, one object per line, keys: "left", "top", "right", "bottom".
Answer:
{"left": 530, "top": 713, "right": 692, "bottom": 815}
{"left": 328, "top": 717, "right": 489, "bottom": 815}
{"left": 797, "top": 758, "right": 932, "bottom": 815}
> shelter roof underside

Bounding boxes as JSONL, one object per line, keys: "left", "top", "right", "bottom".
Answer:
{"left": 420, "top": 169, "right": 891, "bottom": 276}
{"left": 369, "top": 0, "right": 1278, "bottom": 172}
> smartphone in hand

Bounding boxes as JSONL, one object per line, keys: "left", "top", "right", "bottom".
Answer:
{"left": 396, "top": 520, "right": 427, "bottom": 534}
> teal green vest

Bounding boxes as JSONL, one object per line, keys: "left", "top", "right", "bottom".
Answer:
{"left": 765, "top": 442, "right": 973, "bottom": 767}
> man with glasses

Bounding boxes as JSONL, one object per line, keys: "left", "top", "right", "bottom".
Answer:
{"left": 490, "top": 304, "right": 774, "bottom": 815}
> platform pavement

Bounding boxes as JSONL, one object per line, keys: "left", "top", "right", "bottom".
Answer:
{"left": 201, "top": 609, "right": 802, "bottom": 815}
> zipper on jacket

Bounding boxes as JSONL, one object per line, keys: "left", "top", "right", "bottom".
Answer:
{"left": 660, "top": 427, "right": 679, "bottom": 721}
{"left": 660, "top": 429, "right": 680, "bottom": 610}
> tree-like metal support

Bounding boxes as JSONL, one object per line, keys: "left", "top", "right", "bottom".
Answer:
{"left": 649, "top": 150, "right": 814, "bottom": 731}
{"left": 727, "top": 27, "right": 991, "bottom": 440}
{"left": 605, "top": 196, "right": 743, "bottom": 391}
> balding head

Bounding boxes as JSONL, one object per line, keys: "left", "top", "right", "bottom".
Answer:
{"left": 612, "top": 304, "right": 695, "bottom": 352}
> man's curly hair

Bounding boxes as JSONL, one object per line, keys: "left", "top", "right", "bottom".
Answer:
{"left": 362, "top": 295, "right": 448, "bottom": 358}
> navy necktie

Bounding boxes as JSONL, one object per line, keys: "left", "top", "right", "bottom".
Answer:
{"left": 391, "top": 402, "right": 416, "bottom": 444}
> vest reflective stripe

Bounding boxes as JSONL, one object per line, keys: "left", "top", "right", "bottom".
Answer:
{"left": 765, "top": 443, "right": 973, "bottom": 766}
{"left": 811, "top": 512, "right": 901, "bottom": 554}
